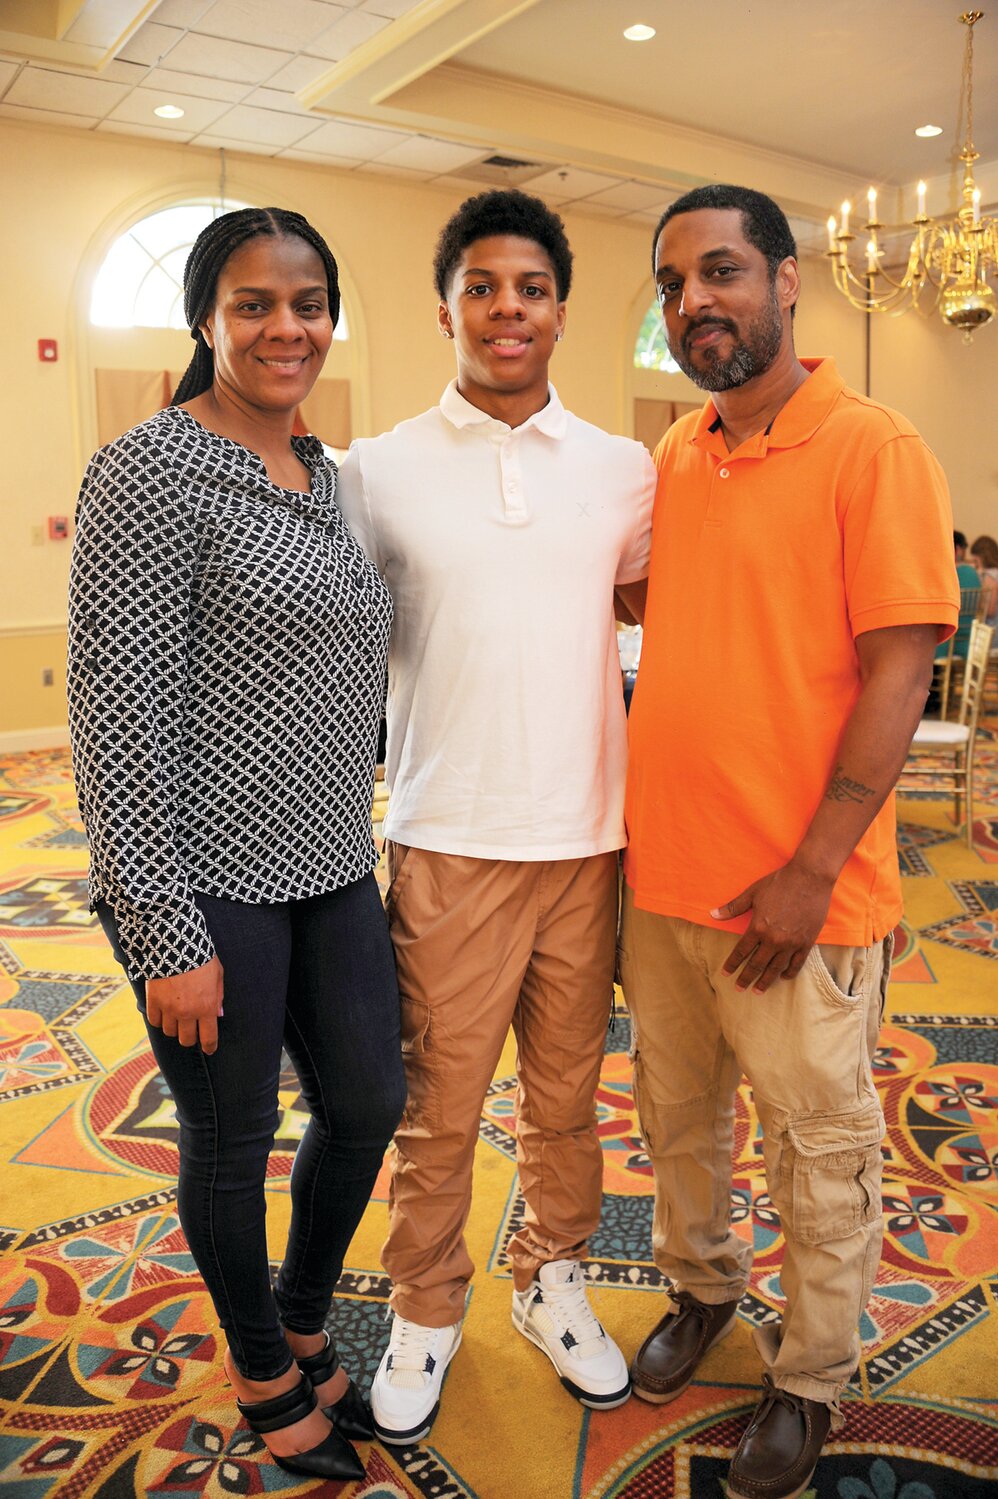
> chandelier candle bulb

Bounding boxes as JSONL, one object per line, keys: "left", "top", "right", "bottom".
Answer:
{"left": 841, "top": 200, "right": 851, "bottom": 236}
{"left": 866, "top": 239, "right": 878, "bottom": 273}
{"left": 827, "top": 216, "right": 838, "bottom": 251}
{"left": 867, "top": 187, "right": 877, "bottom": 221}
{"left": 917, "top": 180, "right": 927, "bottom": 220}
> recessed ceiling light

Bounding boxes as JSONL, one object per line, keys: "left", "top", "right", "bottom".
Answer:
{"left": 914, "top": 123, "right": 943, "bottom": 137}
{"left": 154, "top": 104, "right": 185, "bottom": 119}
{"left": 623, "top": 24, "right": 656, "bottom": 42}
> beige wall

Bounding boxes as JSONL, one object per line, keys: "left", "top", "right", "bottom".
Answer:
{"left": 1, "top": 117, "right": 994, "bottom": 738}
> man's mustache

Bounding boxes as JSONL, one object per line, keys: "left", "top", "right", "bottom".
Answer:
{"left": 682, "top": 318, "right": 738, "bottom": 350}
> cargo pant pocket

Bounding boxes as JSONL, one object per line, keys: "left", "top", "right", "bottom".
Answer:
{"left": 772, "top": 1104, "right": 884, "bottom": 1245}
{"left": 399, "top": 996, "right": 442, "bottom": 1132}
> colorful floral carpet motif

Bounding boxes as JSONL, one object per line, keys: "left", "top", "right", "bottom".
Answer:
{"left": 0, "top": 743, "right": 996, "bottom": 1499}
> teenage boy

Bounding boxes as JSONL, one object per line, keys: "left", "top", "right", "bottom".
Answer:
{"left": 337, "top": 189, "right": 655, "bottom": 1444}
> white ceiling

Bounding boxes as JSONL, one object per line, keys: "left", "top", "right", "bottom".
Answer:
{"left": 459, "top": 0, "right": 998, "bottom": 186}
{"left": 0, "top": 0, "right": 995, "bottom": 247}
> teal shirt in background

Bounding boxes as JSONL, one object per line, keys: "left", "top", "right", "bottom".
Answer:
{"left": 935, "top": 561, "right": 981, "bottom": 658}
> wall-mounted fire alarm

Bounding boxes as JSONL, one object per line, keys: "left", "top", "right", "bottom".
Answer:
{"left": 48, "top": 516, "right": 69, "bottom": 540}
{"left": 38, "top": 339, "right": 58, "bottom": 362}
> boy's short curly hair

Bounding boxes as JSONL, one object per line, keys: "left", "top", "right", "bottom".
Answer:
{"left": 433, "top": 189, "right": 573, "bottom": 300}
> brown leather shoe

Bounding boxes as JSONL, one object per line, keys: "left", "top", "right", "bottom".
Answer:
{"left": 630, "top": 1291, "right": 739, "bottom": 1404}
{"left": 726, "top": 1375, "right": 832, "bottom": 1499}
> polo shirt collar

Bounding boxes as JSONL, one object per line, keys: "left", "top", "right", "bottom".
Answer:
{"left": 439, "top": 379, "right": 568, "bottom": 439}
{"left": 691, "top": 356, "right": 844, "bottom": 456}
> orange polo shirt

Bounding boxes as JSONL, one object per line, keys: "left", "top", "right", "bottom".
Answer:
{"left": 624, "top": 357, "right": 958, "bottom": 946}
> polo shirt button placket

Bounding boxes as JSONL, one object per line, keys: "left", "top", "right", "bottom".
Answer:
{"left": 704, "top": 462, "right": 731, "bottom": 527}
{"left": 501, "top": 436, "right": 526, "bottom": 522}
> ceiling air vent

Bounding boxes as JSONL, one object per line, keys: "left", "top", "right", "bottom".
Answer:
{"left": 483, "top": 154, "right": 535, "bottom": 169}
{"left": 452, "top": 153, "right": 548, "bottom": 185}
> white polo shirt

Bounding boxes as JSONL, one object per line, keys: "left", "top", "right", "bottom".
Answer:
{"left": 336, "top": 381, "right": 655, "bottom": 860}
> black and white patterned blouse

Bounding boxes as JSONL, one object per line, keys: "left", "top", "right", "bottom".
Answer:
{"left": 68, "top": 406, "right": 392, "bottom": 980}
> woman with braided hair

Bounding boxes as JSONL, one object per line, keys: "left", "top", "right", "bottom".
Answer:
{"left": 68, "top": 207, "right": 406, "bottom": 1480}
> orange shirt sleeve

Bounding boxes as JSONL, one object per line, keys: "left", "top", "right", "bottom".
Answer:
{"left": 840, "top": 432, "right": 959, "bottom": 643}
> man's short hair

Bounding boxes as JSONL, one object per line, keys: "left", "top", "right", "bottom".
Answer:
{"left": 433, "top": 189, "right": 573, "bottom": 301}
{"left": 954, "top": 529, "right": 968, "bottom": 550}
{"left": 652, "top": 184, "right": 798, "bottom": 314}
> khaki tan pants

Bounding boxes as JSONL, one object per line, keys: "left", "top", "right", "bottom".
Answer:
{"left": 383, "top": 844, "right": 618, "bottom": 1327}
{"left": 619, "top": 888, "right": 892, "bottom": 1410}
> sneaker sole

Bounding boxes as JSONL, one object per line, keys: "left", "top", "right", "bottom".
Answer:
{"left": 372, "top": 1329, "right": 463, "bottom": 1446}
{"left": 631, "top": 1308, "right": 737, "bottom": 1406}
{"left": 373, "top": 1404, "right": 439, "bottom": 1447}
{"left": 512, "top": 1311, "right": 631, "bottom": 1410}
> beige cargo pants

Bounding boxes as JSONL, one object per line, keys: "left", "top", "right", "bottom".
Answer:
{"left": 382, "top": 843, "right": 618, "bottom": 1327}
{"left": 619, "top": 887, "right": 892, "bottom": 1414}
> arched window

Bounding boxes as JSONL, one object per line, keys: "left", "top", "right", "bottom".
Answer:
{"left": 90, "top": 201, "right": 348, "bottom": 340}
{"left": 633, "top": 301, "right": 679, "bottom": 373}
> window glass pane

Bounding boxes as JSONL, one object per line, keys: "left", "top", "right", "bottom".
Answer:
{"left": 166, "top": 288, "right": 187, "bottom": 331}
{"left": 159, "top": 246, "right": 190, "bottom": 288}
{"left": 634, "top": 301, "right": 680, "bottom": 373}
{"left": 130, "top": 205, "right": 220, "bottom": 258}
{"left": 90, "top": 237, "right": 156, "bottom": 327}
{"left": 134, "top": 264, "right": 185, "bottom": 328}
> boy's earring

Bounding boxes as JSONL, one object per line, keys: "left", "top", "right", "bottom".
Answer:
{"left": 555, "top": 331, "right": 563, "bottom": 342}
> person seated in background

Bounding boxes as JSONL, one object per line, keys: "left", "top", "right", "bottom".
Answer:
{"left": 953, "top": 529, "right": 973, "bottom": 567}
{"left": 935, "top": 529, "right": 981, "bottom": 663}
{"left": 337, "top": 188, "right": 656, "bottom": 1445}
{"left": 970, "top": 534, "right": 998, "bottom": 626}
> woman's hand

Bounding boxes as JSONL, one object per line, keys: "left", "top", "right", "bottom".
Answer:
{"left": 146, "top": 956, "right": 224, "bottom": 1053}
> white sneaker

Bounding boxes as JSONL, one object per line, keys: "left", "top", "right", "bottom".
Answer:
{"left": 512, "top": 1260, "right": 631, "bottom": 1409}
{"left": 370, "top": 1314, "right": 462, "bottom": 1445}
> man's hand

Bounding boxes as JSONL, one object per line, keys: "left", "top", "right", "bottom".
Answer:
{"left": 711, "top": 860, "right": 835, "bottom": 993}
{"left": 712, "top": 624, "right": 939, "bottom": 994}
{"left": 146, "top": 956, "right": 224, "bottom": 1053}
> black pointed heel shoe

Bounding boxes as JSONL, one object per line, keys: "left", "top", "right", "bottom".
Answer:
{"left": 235, "top": 1374, "right": 366, "bottom": 1481}
{"left": 294, "top": 1330, "right": 375, "bottom": 1442}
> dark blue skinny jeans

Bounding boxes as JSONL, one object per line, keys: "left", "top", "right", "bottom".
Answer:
{"left": 99, "top": 874, "right": 406, "bottom": 1381}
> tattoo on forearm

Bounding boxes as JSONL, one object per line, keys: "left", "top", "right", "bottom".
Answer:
{"left": 826, "top": 765, "right": 877, "bottom": 804}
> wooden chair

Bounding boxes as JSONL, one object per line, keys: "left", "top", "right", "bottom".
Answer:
{"left": 986, "top": 638, "right": 998, "bottom": 714}
{"left": 932, "top": 587, "right": 982, "bottom": 719}
{"left": 898, "top": 619, "right": 995, "bottom": 848}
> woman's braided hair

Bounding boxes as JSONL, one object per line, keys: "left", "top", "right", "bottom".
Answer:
{"left": 172, "top": 207, "right": 340, "bottom": 405}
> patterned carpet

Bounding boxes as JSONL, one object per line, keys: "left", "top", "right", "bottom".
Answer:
{"left": 1, "top": 737, "right": 996, "bottom": 1498}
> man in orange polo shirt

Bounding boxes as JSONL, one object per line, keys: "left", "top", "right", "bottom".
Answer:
{"left": 619, "top": 184, "right": 958, "bottom": 1499}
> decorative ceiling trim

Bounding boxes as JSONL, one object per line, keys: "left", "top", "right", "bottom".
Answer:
{"left": 299, "top": 0, "right": 860, "bottom": 221}
{"left": 300, "top": 0, "right": 541, "bottom": 108}
{"left": 0, "top": 0, "right": 158, "bottom": 71}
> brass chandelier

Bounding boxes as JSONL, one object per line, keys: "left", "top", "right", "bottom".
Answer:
{"left": 826, "top": 10, "right": 997, "bottom": 339}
